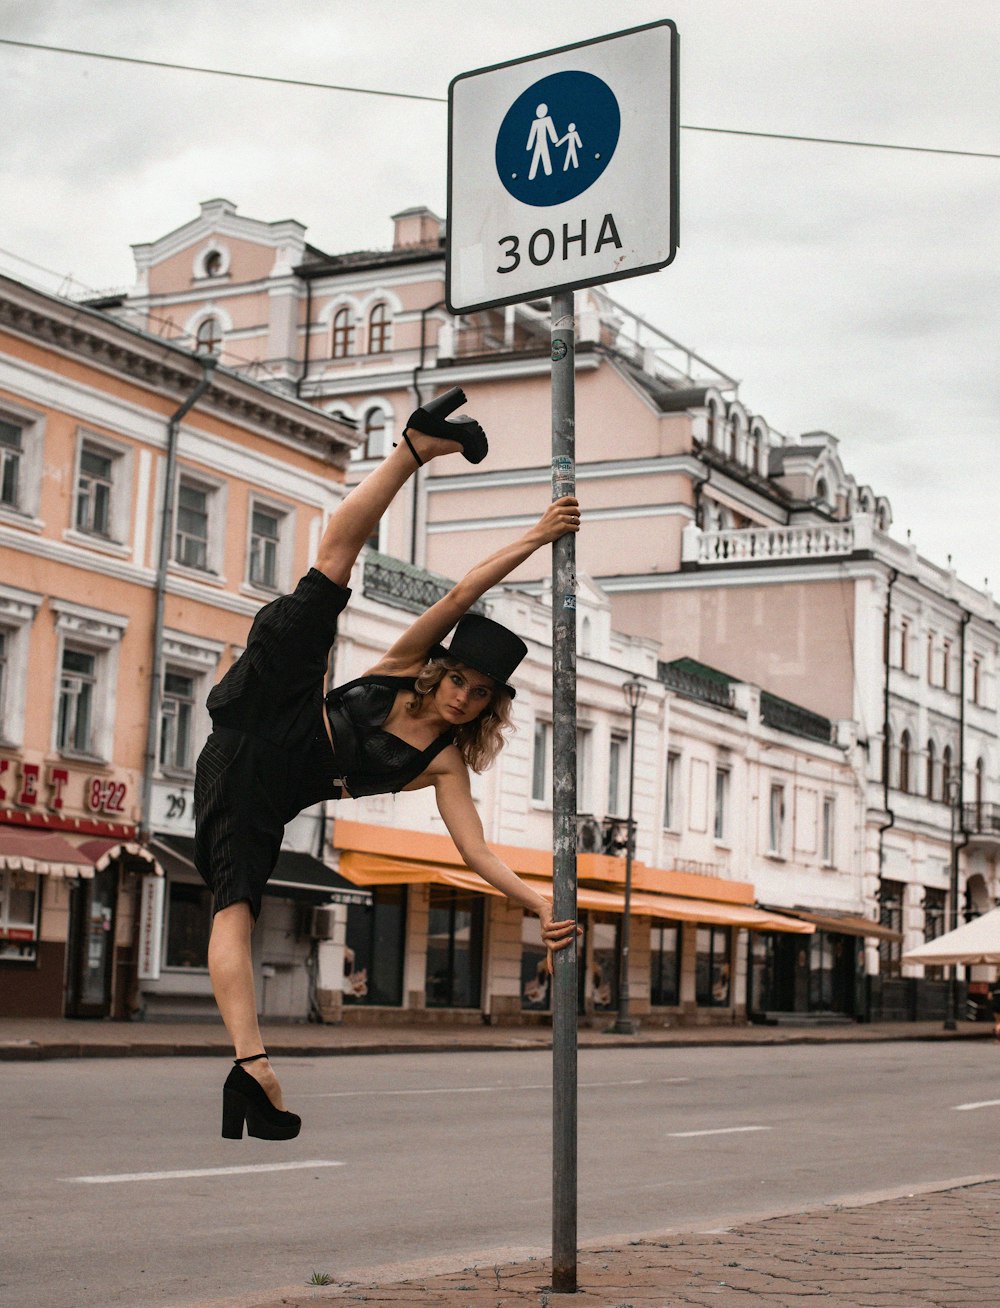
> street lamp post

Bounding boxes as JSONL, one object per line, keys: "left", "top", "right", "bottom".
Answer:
{"left": 610, "top": 675, "right": 647, "bottom": 1036}
{"left": 944, "top": 776, "right": 961, "bottom": 1031}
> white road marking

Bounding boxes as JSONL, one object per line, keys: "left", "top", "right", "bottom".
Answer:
{"left": 302, "top": 1076, "right": 688, "bottom": 1099}
{"left": 953, "top": 1098, "right": 1000, "bottom": 1112}
{"left": 667, "top": 1125, "right": 772, "bottom": 1138}
{"left": 66, "top": 1160, "right": 344, "bottom": 1184}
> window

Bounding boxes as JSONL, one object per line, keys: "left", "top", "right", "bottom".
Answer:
{"left": 0, "top": 418, "right": 22, "bottom": 508}
{"left": 202, "top": 250, "right": 223, "bottom": 278}
{"left": 650, "top": 923, "right": 680, "bottom": 1006}
{"left": 332, "top": 306, "right": 354, "bottom": 359}
{"left": 607, "top": 735, "right": 625, "bottom": 815}
{"left": 368, "top": 302, "right": 391, "bottom": 354}
{"left": 0, "top": 587, "right": 42, "bottom": 745}
{"left": 344, "top": 885, "right": 407, "bottom": 1006}
{"left": 975, "top": 757, "right": 986, "bottom": 823}
{"left": 941, "top": 744, "right": 953, "bottom": 800}
{"left": 923, "top": 888, "right": 947, "bottom": 981}
{"left": 926, "top": 740, "right": 937, "bottom": 801}
{"left": 942, "top": 639, "right": 952, "bottom": 691}
{"left": 663, "top": 751, "right": 680, "bottom": 829}
{"left": 696, "top": 926, "right": 731, "bottom": 1007}
{"left": 0, "top": 630, "right": 7, "bottom": 736}
{"left": 576, "top": 727, "right": 591, "bottom": 814}
{"left": 0, "top": 867, "right": 39, "bottom": 962}
{"left": 714, "top": 766, "right": 730, "bottom": 841}
{"left": 164, "top": 880, "right": 212, "bottom": 969}
{"left": 57, "top": 647, "right": 96, "bottom": 754}
{"left": 521, "top": 915, "right": 551, "bottom": 1011}
{"left": 898, "top": 618, "right": 911, "bottom": 672}
{"left": 50, "top": 600, "right": 127, "bottom": 761}
{"left": 532, "top": 721, "right": 550, "bottom": 803}
{"left": 972, "top": 655, "right": 983, "bottom": 706}
{"left": 159, "top": 671, "right": 196, "bottom": 772}
{"left": 821, "top": 796, "right": 836, "bottom": 865}
{"left": 879, "top": 880, "right": 904, "bottom": 978}
{"left": 75, "top": 445, "right": 113, "bottom": 537}
{"left": 927, "top": 631, "right": 935, "bottom": 682}
{"left": 898, "top": 730, "right": 912, "bottom": 793}
{"left": 249, "top": 506, "right": 280, "bottom": 589}
{"left": 425, "top": 886, "right": 484, "bottom": 1008}
{"left": 768, "top": 783, "right": 785, "bottom": 855}
{"left": 195, "top": 317, "right": 222, "bottom": 356}
{"left": 351, "top": 408, "right": 388, "bottom": 464}
{"left": 175, "top": 479, "right": 210, "bottom": 571}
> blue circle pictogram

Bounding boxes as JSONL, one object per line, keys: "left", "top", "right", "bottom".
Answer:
{"left": 495, "top": 70, "right": 620, "bottom": 208}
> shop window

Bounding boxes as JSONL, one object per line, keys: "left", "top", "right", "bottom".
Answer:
{"left": 532, "top": 721, "right": 550, "bottom": 804}
{"left": 879, "top": 880, "right": 904, "bottom": 978}
{"left": 368, "top": 302, "right": 391, "bottom": 354}
{"left": 344, "top": 885, "right": 406, "bottom": 1006}
{"left": 587, "top": 916, "right": 618, "bottom": 1011}
{"left": 164, "top": 880, "right": 212, "bottom": 969}
{"left": 663, "top": 751, "right": 680, "bottom": 830}
{"left": 0, "top": 866, "right": 39, "bottom": 962}
{"left": 650, "top": 922, "right": 680, "bottom": 1006}
{"left": 714, "top": 766, "right": 730, "bottom": 841}
{"left": 425, "top": 886, "right": 483, "bottom": 1008}
{"left": 696, "top": 925, "right": 731, "bottom": 1006}
{"left": 248, "top": 503, "right": 285, "bottom": 590}
{"left": 159, "top": 670, "right": 196, "bottom": 773}
{"left": 332, "top": 306, "right": 354, "bottom": 359}
{"left": 922, "top": 887, "right": 947, "bottom": 981}
{"left": 520, "top": 914, "right": 550, "bottom": 1011}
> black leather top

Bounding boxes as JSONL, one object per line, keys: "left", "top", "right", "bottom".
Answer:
{"left": 324, "top": 675, "right": 455, "bottom": 798}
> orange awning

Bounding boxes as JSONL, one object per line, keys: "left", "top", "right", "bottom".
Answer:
{"left": 335, "top": 844, "right": 813, "bottom": 936}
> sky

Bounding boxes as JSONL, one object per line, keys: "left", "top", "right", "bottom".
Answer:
{"left": 1, "top": 0, "right": 998, "bottom": 585}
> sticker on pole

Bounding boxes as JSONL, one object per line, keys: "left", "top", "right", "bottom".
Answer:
{"left": 447, "top": 21, "right": 678, "bottom": 315}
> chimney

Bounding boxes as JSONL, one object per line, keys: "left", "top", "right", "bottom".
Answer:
{"left": 391, "top": 207, "right": 445, "bottom": 250}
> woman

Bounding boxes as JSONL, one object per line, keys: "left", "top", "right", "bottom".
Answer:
{"left": 194, "top": 388, "right": 581, "bottom": 1141}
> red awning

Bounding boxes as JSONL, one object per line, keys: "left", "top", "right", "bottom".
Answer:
{"left": 0, "top": 829, "right": 95, "bottom": 878}
{"left": 77, "top": 838, "right": 163, "bottom": 876}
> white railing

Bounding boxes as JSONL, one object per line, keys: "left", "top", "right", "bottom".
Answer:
{"left": 682, "top": 516, "right": 873, "bottom": 565}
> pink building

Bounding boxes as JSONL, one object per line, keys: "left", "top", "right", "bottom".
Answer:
{"left": 107, "top": 200, "right": 1000, "bottom": 1022}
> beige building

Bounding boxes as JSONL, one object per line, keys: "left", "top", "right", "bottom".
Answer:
{"left": 0, "top": 271, "right": 356, "bottom": 1018}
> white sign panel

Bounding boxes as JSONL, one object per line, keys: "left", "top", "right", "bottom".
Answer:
{"left": 447, "top": 20, "right": 678, "bottom": 314}
{"left": 137, "top": 873, "right": 164, "bottom": 981}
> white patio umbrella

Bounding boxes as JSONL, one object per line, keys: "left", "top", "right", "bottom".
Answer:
{"left": 902, "top": 906, "right": 1000, "bottom": 966}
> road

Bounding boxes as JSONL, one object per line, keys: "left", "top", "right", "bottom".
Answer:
{"left": 3, "top": 1041, "right": 1000, "bottom": 1308}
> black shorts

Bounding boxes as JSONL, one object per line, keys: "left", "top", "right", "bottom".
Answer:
{"left": 194, "top": 568, "right": 350, "bottom": 918}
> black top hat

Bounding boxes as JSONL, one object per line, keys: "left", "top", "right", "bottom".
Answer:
{"left": 429, "top": 614, "right": 527, "bottom": 698}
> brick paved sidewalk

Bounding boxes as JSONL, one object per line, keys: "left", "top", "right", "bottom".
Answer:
{"left": 243, "top": 1178, "right": 1000, "bottom": 1308}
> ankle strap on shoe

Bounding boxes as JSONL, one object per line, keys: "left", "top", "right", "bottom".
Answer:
{"left": 392, "top": 431, "right": 423, "bottom": 467}
{"left": 234, "top": 1052, "right": 268, "bottom": 1066}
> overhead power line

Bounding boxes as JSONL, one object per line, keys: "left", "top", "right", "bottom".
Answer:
{"left": 2, "top": 36, "right": 998, "bottom": 160}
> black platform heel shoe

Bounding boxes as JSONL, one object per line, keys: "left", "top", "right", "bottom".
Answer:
{"left": 402, "top": 386, "right": 488, "bottom": 465}
{"left": 221, "top": 1052, "right": 301, "bottom": 1141}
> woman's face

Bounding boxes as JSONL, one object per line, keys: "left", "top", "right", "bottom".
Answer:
{"left": 432, "top": 664, "right": 495, "bottom": 724}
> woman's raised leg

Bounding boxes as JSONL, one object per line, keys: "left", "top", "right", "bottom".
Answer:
{"left": 208, "top": 902, "right": 287, "bottom": 1110}
{"left": 314, "top": 431, "right": 464, "bottom": 586}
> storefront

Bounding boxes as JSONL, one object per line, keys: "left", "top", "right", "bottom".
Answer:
{"left": 332, "top": 819, "right": 815, "bottom": 1024}
{"left": 749, "top": 908, "right": 900, "bottom": 1021}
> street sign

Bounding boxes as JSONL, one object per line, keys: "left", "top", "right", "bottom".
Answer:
{"left": 446, "top": 20, "right": 678, "bottom": 315}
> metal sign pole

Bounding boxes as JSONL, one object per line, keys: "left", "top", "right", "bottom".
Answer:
{"left": 550, "top": 287, "right": 578, "bottom": 1294}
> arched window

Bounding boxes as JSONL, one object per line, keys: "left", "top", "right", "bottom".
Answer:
{"left": 816, "top": 478, "right": 829, "bottom": 504}
{"left": 368, "top": 302, "right": 391, "bottom": 354}
{"left": 899, "top": 729, "right": 912, "bottom": 793}
{"left": 941, "top": 744, "right": 953, "bottom": 800}
{"left": 362, "top": 408, "right": 386, "bottom": 460}
{"left": 202, "top": 250, "right": 223, "bottom": 278}
{"left": 195, "top": 317, "right": 221, "bottom": 356}
{"left": 883, "top": 726, "right": 893, "bottom": 787}
{"left": 332, "top": 306, "right": 354, "bottom": 359}
{"left": 926, "top": 740, "right": 936, "bottom": 800}
{"left": 581, "top": 616, "right": 592, "bottom": 657}
{"left": 975, "top": 757, "right": 985, "bottom": 822}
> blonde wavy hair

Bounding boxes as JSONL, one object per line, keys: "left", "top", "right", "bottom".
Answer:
{"left": 409, "top": 656, "right": 514, "bottom": 772}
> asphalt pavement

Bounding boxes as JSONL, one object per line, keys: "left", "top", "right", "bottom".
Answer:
{"left": 5, "top": 1016, "right": 998, "bottom": 1307}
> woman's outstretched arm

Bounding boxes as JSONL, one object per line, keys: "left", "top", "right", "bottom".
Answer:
{"left": 370, "top": 496, "right": 580, "bottom": 675}
{"left": 432, "top": 762, "right": 579, "bottom": 962}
